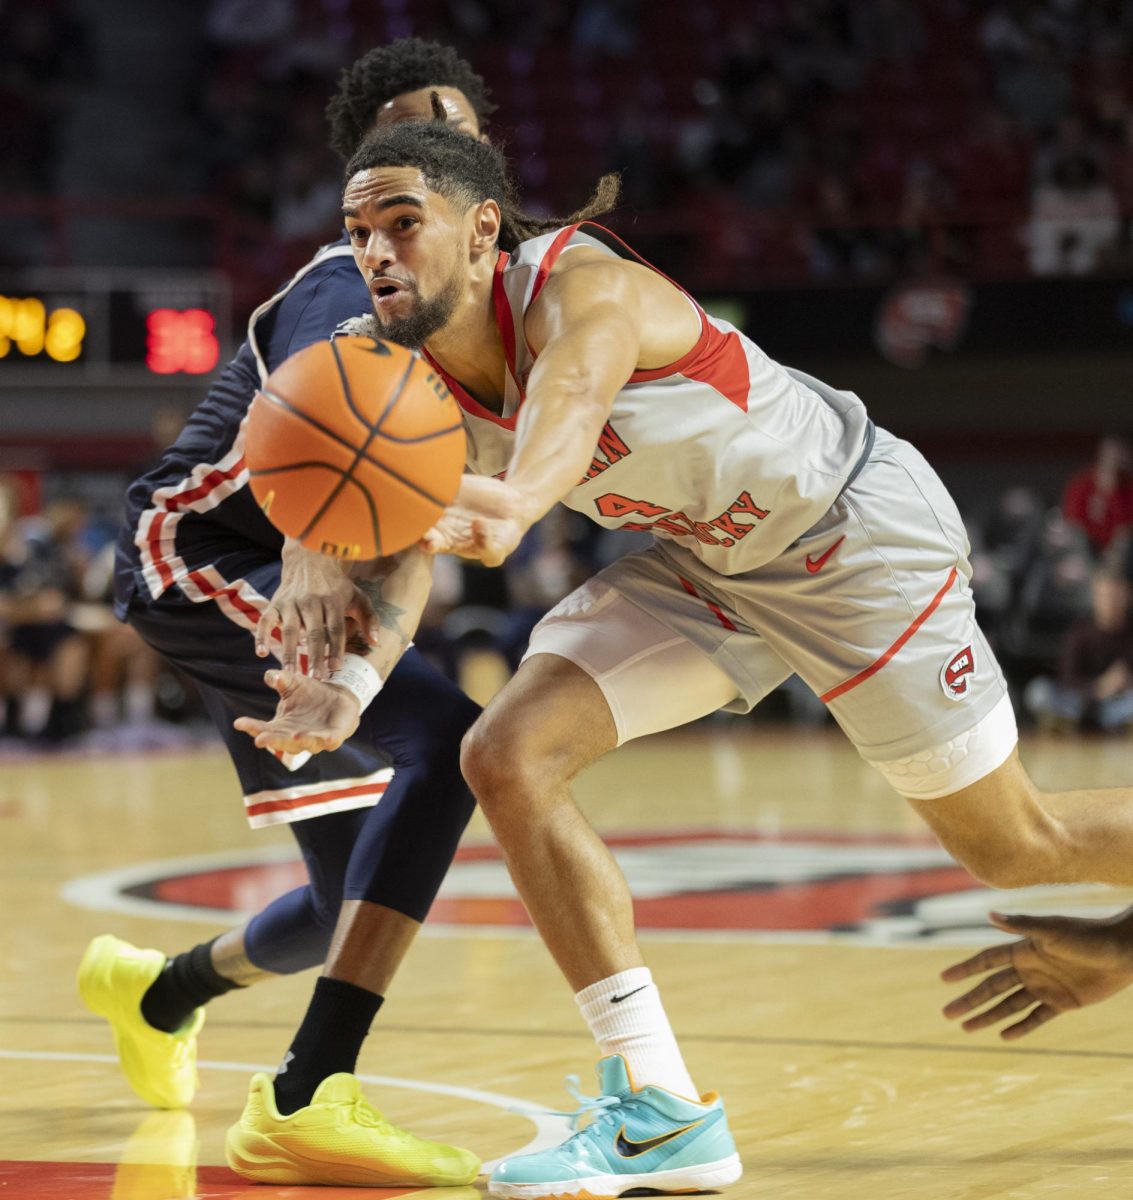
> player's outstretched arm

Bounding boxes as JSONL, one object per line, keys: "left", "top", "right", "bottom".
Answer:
{"left": 422, "top": 256, "right": 642, "bottom": 566}
{"left": 255, "top": 536, "right": 381, "bottom": 679}
{"left": 236, "top": 550, "right": 433, "bottom": 755}
{"left": 941, "top": 908, "right": 1133, "bottom": 1039}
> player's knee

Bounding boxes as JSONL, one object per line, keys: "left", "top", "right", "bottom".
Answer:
{"left": 306, "top": 878, "right": 347, "bottom": 930}
{"left": 460, "top": 709, "right": 543, "bottom": 810}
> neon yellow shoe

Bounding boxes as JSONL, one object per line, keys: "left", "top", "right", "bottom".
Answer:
{"left": 225, "top": 1072, "right": 481, "bottom": 1187}
{"left": 77, "top": 934, "right": 204, "bottom": 1109}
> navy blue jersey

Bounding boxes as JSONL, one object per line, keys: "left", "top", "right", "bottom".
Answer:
{"left": 114, "top": 236, "right": 368, "bottom": 619}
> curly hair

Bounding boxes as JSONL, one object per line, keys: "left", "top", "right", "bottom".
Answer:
{"left": 326, "top": 38, "right": 495, "bottom": 161}
{"left": 345, "top": 119, "right": 620, "bottom": 253}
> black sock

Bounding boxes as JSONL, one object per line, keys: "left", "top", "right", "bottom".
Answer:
{"left": 272, "top": 976, "right": 383, "bottom": 1116}
{"left": 140, "top": 938, "right": 243, "bottom": 1033}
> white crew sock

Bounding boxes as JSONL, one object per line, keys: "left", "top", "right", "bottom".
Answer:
{"left": 576, "top": 967, "right": 699, "bottom": 1100}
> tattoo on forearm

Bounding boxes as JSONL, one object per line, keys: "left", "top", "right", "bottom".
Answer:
{"left": 353, "top": 577, "right": 411, "bottom": 654}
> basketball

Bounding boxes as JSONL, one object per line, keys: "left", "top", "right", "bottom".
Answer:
{"left": 245, "top": 335, "right": 466, "bottom": 559}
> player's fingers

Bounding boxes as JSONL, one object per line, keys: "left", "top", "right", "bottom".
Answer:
{"left": 346, "top": 590, "right": 380, "bottom": 648}
{"left": 418, "top": 528, "right": 447, "bottom": 554}
{"left": 989, "top": 912, "right": 1048, "bottom": 935}
{"left": 256, "top": 605, "right": 280, "bottom": 658}
{"left": 299, "top": 599, "right": 328, "bottom": 679}
{"left": 940, "top": 943, "right": 1015, "bottom": 983}
{"left": 1000, "top": 1003, "right": 1058, "bottom": 1041}
{"left": 278, "top": 603, "right": 303, "bottom": 672}
{"left": 942, "top": 966, "right": 1019, "bottom": 1018}
{"left": 263, "top": 668, "right": 298, "bottom": 697}
{"left": 233, "top": 716, "right": 268, "bottom": 737}
{"left": 961, "top": 987, "right": 1034, "bottom": 1032}
{"left": 325, "top": 601, "right": 351, "bottom": 671}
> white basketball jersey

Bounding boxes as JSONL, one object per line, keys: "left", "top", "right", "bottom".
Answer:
{"left": 423, "top": 224, "right": 873, "bottom": 576}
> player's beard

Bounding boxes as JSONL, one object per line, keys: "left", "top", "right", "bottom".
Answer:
{"left": 370, "top": 268, "right": 462, "bottom": 351}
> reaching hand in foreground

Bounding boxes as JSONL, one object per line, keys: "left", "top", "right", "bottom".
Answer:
{"left": 419, "top": 475, "right": 530, "bottom": 567}
{"left": 941, "top": 909, "right": 1133, "bottom": 1040}
{"left": 234, "top": 669, "right": 361, "bottom": 756}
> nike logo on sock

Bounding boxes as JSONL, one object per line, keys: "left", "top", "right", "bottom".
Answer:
{"left": 276, "top": 1050, "right": 295, "bottom": 1076}
{"left": 615, "top": 1118, "right": 704, "bottom": 1158}
{"left": 610, "top": 985, "right": 650, "bottom": 1004}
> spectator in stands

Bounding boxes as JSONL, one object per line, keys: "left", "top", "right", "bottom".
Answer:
{"left": 1024, "top": 566, "right": 1133, "bottom": 733}
{"left": 1027, "top": 151, "right": 1121, "bottom": 275}
{"left": 0, "top": 479, "right": 89, "bottom": 742}
{"left": 1061, "top": 434, "right": 1133, "bottom": 553}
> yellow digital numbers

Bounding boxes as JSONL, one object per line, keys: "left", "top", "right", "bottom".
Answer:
{"left": 0, "top": 295, "right": 86, "bottom": 362}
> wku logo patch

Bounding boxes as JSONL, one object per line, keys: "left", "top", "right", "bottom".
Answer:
{"left": 940, "top": 645, "right": 975, "bottom": 700}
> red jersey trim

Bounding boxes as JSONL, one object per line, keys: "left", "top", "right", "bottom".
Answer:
{"left": 422, "top": 252, "right": 521, "bottom": 431}
{"left": 820, "top": 568, "right": 959, "bottom": 704}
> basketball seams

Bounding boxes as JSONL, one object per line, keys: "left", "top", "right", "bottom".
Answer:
{"left": 365, "top": 454, "right": 452, "bottom": 509}
{"left": 329, "top": 336, "right": 379, "bottom": 435}
{"left": 256, "top": 386, "right": 361, "bottom": 461}
{"left": 252, "top": 342, "right": 464, "bottom": 558}
{"left": 375, "top": 421, "right": 465, "bottom": 445}
{"left": 295, "top": 355, "right": 415, "bottom": 552}
{"left": 256, "top": 386, "right": 460, "bottom": 459}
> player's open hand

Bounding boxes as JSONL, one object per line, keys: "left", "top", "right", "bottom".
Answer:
{"left": 941, "top": 909, "right": 1133, "bottom": 1039}
{"left": 419, "top": 475, "right": 528, "bottom": 567}
{"left": 256, "top": 538, "right": 380, "bottom": 678}
{"left": 234, "top": 668, "right": 361, "bottom": 755}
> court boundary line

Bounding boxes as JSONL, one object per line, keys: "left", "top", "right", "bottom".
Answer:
{"left": 0, "top": 1048, "right": 571, "bottom": 1168}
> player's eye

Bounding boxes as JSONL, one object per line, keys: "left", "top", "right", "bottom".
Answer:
{"left": 346, "top": 226, "right": 368, "bottom": 242}
{"left": 393, "top": 216, "right": 419, "bottom": 233}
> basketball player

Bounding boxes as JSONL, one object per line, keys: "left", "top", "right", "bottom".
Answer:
{"left": 77, "top": 43, "right": 492, "bottom": 1187}
{"left": 262, "top": 119, "right": 1133, "bottom": 1197}
{"left": 942, "top": 906, "right": 1133, "bottom": 1040}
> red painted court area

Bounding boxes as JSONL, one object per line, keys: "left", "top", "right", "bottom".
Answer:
{"left": 0, "top": 1160, "right": 428, "bottom": 1199}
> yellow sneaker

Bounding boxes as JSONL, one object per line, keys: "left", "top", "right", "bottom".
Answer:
{"left": 225, "top": 1072, "right": 481, "bottom": 1187}
{"left": 77, "top": 934, "right": 204, "bottom": 1109}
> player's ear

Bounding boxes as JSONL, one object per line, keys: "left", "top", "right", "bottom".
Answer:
{"left": 469, "top": 198, "right": 501, "bottom": 256}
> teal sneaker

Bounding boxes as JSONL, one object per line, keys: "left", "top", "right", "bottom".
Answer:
{"left": 489, "top": 1055, "right": 741, "bottom": 1199}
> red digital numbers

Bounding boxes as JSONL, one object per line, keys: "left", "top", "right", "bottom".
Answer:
{"left": 146, "top": 308, "right": 219, "bottom": 375}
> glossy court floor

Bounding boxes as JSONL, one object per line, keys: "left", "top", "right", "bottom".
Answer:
{"left": 4, "top": 721, "right": 1133, "bottom": 1200}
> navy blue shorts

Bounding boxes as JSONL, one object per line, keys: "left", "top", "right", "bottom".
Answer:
{"left": 126, "top": 554, "right": 447, "bottom": 828}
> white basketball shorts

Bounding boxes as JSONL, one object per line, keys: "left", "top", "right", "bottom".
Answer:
{"left": 524, "top": 428, "right": 1016, "bottom": 795}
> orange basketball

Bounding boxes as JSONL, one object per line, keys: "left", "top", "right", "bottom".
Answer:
{"left": 245, "top": 336, "right": 465, "bottom": 559}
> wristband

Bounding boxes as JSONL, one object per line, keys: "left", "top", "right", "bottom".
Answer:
{"left": 327, "top": 653, "right": 383, "bottom": 712}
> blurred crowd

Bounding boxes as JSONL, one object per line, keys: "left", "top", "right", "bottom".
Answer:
{"left": 2, "top": 0, "right": 1133, "bottom": 303}
{"left": 4, "top": 433, "right": 1133, "bottom": 751}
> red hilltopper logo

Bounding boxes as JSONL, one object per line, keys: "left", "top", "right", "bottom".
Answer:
{"left": 940, "top": 645, "right": 975, "bottom": 700}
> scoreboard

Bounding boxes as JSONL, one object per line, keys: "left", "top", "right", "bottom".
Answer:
{"left": 0, "top": 270, "right": 231, "bottom": 383}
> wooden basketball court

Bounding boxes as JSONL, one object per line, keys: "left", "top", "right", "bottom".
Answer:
{"left": 3, "top": 723, "right": 1133, "bottom": 1198}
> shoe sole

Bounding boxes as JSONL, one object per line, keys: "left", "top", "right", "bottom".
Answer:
{"left": 488, "top": 1152, "right": 743, "bottom": 1199}
{"left": 226, "top": 1129, "right": 478, "bottom": 1188}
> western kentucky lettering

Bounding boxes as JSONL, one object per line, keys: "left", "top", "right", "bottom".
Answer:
{"left": 598, "top": 490, "right": 771, "bottom": 547}
{"left": 580, "top": 422, "right": 632, "bottom": 483}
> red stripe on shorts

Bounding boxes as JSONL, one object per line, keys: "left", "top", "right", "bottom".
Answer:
{"left": 677, "top": 574, "right": 738, "bottom": 632}
{"left": 245, "top": 781, "right": 389, "bottom": 820}
{"left": 820, "top": 566, "right": 959, "bottom": 704}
